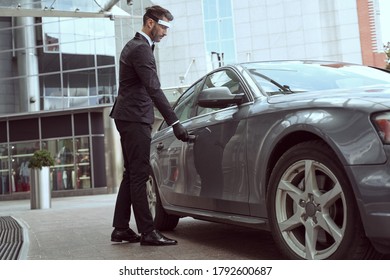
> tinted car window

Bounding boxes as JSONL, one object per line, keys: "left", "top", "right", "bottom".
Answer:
{"left": 202, "top": 69, "right": 243, "bottom": 93}
{"left": 174, "top": 81, "right": 202, "bottom": 122}
{"left": 159, "top": 79, "right": 203, "bottom": 130}
{"left": 196, "top": 69, "right": 246, "bottom": 116}
{"left": 243, "top": 62, "right": 390, "bottom": 95}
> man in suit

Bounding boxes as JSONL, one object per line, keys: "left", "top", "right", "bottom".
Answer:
{"left": 110, "top": 5, "right": 188, "bottom": 246}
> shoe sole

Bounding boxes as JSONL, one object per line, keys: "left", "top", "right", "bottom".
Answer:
{"left": 140, "top": 241, "right": 178, "bottom": 246}
{"left": 111, "top": 237, "right": 140, "bottom": 243}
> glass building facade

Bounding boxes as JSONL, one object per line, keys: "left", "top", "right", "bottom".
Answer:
{"left": 0, "top": 108, "right": 109, "bottom": 198}
{"left": 0, "top": 16, "right": 117, "bottom": 112}
{"left": 39, "top": 17, "right": 117, "bottom": 109}
{"left": 0, "top": 1, "right": 120, "bottom": 198}
{"left": 203, "top": 0, "right": 236, "bottom": 67}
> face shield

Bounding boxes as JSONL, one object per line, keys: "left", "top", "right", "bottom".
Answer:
{"left": 145, "top": 12, "right": 171, "bottom": 28}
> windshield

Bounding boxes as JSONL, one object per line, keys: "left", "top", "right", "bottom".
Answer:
{"left": 241, "top": 61, "right": 390, "bottom": 96}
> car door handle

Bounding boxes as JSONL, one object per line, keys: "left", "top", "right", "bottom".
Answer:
{"left": 156, "top": 143, "right": 164, "bottom": 151}
{"left": 187, "top": 133, "right": 196, "bottom": 143}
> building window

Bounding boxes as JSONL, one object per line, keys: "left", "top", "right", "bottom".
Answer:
{"left": 0, "top": 109, "right": 108, "bottom": 196}
{"left": 38, "top": 17, "right": 117, "bottom": 110}
{"left": 10, "top": 142, "right": 39, "bottom": 193}
{"left": 0, "top": 144, "right": 9, "bottom": 195}
{"left": 203, "top": 0, "right": 236, "bottom": 68}
{"left": 48, "top": 137, "right": 91, "bottom": 190}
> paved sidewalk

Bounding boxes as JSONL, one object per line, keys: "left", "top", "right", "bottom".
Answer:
{"left": 2, "top": 194, "right": 389, "bottom": 261}
{"left": 0, "top": 194, "right": 192, "bottom": 260}
{"left": 0, "top": 194, "right": 122, "bottom": 260}
{"left": 0, "top": 194, "right": 283, "bottom": 260}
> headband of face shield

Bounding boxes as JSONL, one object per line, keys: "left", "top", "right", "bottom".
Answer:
{"left": 145, "top": 12, "right": 171, "bottom": 28}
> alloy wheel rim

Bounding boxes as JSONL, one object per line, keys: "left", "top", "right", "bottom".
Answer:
{"left": 275, "top": 159, "right": 347, "bottom": 259}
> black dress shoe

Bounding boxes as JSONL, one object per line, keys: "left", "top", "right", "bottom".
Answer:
{"left": 140, "top": 230, "right": 178, "bottom": 246}
{"left": 111, "top": 228, "right": 140, "bottom": 243}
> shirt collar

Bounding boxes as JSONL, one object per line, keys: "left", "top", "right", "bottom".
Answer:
{"left": 138, "top": 31, "right": 153, "bottom": 47}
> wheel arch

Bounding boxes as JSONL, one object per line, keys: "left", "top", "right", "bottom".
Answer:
{"left": 262, "top": 128, "right": 366, "bottom": 205}
{"left": 265, "top": 131, "right": 333, "bottom": 192}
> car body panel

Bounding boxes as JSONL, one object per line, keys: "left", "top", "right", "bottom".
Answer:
{"left": 150, "top": 61, "right": 390, "bottom": 256}
{"left": 346, "top": 160, "right": 390, "bottom": 253}
{"left": 152, "top": 104, "right": 251, "bottom": 216}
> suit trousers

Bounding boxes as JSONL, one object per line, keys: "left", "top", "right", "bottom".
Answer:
{"left": 112, "top": 120, "right": 155, "bottom": 234}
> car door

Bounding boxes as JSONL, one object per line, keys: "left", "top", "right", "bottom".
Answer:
{"left": 150, "top": 79, "right": 203, "bottom": 204}
{"left": 180, "top": 69, "right": 251, "bottom": 215}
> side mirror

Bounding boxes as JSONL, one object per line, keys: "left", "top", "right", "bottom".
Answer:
{"left": 197, "top": 87, "right": 245, "bottom": 108}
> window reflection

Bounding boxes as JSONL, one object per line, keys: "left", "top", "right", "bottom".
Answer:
{"left": 0, "top": 108, "right": 106, "bottom": 196}
{"left": 203, "top": 0, "right": 236, "bottom": 66}
{"left": 39, "top": 46, "right": 61, "bottom": 73}
{"left": 0, "top": 145, "right": 9, "bottom": 195}
{"left": 0, "top": 136, "right": 92, "bottom": 195}
{"left": 44, "top": 33, "right": 60, "bottom": 52}
{"left": 37, "top": 17, "right": 117, "bottom": 110}
{"left": 75, "top": 137, "right": 91, "bottom": 189}
{"left": 174, "top": 82, "right": 201, "bottom": 122}
{"left": 9, "top": 142, "right": 39, "bottom": 193}
{"left": 45, "top": 137, "right": 91, "bottom": 191}
{"left": 53, "top": 139, "right": 74, "bottom": 190}
{"left": 97, "top": 67, "right": 116, "bottom": 104}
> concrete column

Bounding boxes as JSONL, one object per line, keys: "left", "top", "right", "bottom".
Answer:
{"left": 14, "top": 16, "right": 40, "bottom": 112}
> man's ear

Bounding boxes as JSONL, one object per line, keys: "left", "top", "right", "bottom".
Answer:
{"left": 146, "top": 18, "right": 155, "bottom": 30}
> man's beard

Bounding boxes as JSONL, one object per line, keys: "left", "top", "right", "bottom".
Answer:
{"left": 150, "top": 26, "right": 161, "bottom": 42}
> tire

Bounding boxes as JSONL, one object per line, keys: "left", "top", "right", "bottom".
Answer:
{"left": 146, "top": 174, "right": 179, "bottom": 231}
{"left": 267, "top": 140, "right": 379, "bottom": 259}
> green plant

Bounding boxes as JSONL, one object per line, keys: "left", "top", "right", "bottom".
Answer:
{"left": 28, "top": 150, "right": 55, "bottom": 170}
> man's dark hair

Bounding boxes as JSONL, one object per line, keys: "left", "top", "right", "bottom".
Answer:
{"left": 143, "top": 5, "right": 174, "bottom": 25}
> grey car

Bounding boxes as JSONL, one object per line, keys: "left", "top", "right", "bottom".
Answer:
{"left": 148, "top": 60, "right": 390, "bottom": 260}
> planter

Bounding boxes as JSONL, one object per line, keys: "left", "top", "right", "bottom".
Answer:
{"left": 30, "top": 166, "right": 51, "bottom": 209}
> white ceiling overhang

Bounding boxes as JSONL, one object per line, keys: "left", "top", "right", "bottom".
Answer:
{"left": 0, "top": 0, "right": 132, "bottom": 19}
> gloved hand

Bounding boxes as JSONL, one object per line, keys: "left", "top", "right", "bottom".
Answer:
{"left": 173, "top": 122, "right": 189, "bottom": 142}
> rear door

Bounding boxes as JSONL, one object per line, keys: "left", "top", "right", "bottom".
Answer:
{"left": 150, "top": 79, "right": 203, "bottom": 203}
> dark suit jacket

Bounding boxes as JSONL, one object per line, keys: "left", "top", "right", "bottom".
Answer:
{"left": 110, "top": 32, "right": 178, "bottom": 126}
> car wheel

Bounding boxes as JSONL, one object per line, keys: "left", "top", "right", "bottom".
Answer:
{"left": 267, "top": 140, "right": 378, "bottom": 259}
{"left": 146, "top": 174, "right": 179, "bottom": 231}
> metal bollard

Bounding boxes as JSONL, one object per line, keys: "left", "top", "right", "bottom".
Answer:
{"left": 30, "top": 167, "right": 51, "bottom": 209}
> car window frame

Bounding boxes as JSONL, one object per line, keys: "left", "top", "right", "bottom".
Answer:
{"left": 194, "top": 67, "right": 251, "bottom": 117}
{"left": 157, "top": 77, "right": 205, "bottom": 131}
{"left": 157, "top": 67, "right": 254, "bottom": 132}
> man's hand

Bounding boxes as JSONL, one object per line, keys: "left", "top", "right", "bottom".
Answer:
{"left": 173, "top": 122, "right": 189, "bottom": 142}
